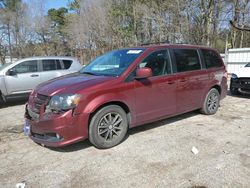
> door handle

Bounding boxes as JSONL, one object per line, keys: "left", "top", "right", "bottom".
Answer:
{"left": 179, "top": 79, "right": 187, "bottom": 83}
{"left": 30, "top": 74, "right": 39, "bottom": 77}
{"left": 167, "top": 81, "right": 175, "bottom": 85}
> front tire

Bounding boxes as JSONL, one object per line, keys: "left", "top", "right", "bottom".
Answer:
{"left": 200, "top": 88, "right": 220, "bottom": 115}
{"left": 89, "top": 105, "right": 128, "bottom": 149}
{"left": 0, "top": 94, "right": 6, "bottom": 106}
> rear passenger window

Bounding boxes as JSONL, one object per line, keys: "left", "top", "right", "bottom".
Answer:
{"left": 62, "top": 60, "right": 73, "bottom": 69}
{"left": 42, "top": 60, "right": 56, "bottom": 71}
{"left": 202, "top": 49, "right": 222, "bottom": 68}
{"left": 42, "top": 59, "right": 62, "bottom": 71}
{"left": 173, "top": 49, "right": 201, "bottom": 72}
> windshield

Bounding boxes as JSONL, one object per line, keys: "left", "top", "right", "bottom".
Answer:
{"left": 0, "top": 63, "right": 12, "bottom": 71}
{"left": 245, "top": 62, "right": 250, "bottom": 67}
{"left": 80, "top": 49, "right": 145, "bottom": 76}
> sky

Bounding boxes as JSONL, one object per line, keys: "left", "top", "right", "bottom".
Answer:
{"left": 23, "top": 0, "right": 70, "bottom": 12}
{"left": 44, "top": 0, "right": 69, "bottom": 10}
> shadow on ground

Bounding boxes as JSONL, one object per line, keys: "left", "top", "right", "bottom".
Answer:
{"left": 0, "top": 98, "right": 28, "bottom": 109}
{"left": 48, "top": 140, "right": 92, "bottom": 152}
{"left": 227, "top": 90, "right": 250, "bottom": 99}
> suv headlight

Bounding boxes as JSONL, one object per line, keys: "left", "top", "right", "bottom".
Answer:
{"left": 231, "top": 73, "right": 238, "bottom": 79}
{"left": 47, "top": 94, "right": 81, "bottom": 112}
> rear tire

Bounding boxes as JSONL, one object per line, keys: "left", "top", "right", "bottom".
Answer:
{"left": 200, "top": 88, "right": 220, "bottom": 115}
{"left": 89, "top": 105, "right": 128, "bottom": 149}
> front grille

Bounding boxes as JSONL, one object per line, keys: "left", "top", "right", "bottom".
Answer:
{"left": 33, "top": 94, "right": 49, "bottom": 114}
{"left": 26, "top": 93, "right": 49, "bottom": 120}
{"left": 238, "top": 78, "right": 250, "bottom": 89}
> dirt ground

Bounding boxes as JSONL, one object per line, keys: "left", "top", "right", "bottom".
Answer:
{"left": 0, "top": 94, "right": 249, "bottom": 188}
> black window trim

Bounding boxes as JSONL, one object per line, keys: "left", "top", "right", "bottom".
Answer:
{"left": 59, "top": 59, "right": 65, "bottom": 69}
{"left": 197, "top": 49, "right": 206, "bottom": 70}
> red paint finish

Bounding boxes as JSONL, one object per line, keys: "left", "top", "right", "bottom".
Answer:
{"left": 136, "top": 67, "right": 152, "bottom": 79}
{"left": 25, "top": 44, "right": 227, "bottom": 147}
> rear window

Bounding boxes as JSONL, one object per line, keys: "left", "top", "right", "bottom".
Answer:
{"left": 202, "top": 49, "right": 223, "bottom": 68}
{"left": 62, "top": 60, "right": 73, "bottom": 69}
{"left": 173, "top": 49, "right": 201, "bottom": 72}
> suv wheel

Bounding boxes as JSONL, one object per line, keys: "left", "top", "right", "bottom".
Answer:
{"left": 200, "top": 88, "right": 220, "bottom": 115}
{"left": 89, "top": 105, "right": 128, "bottom": 149}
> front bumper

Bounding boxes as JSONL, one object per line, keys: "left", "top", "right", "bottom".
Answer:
{"left": 230, "top": 78, "right": 250, "bottom": 94}
{"left": 25, "top": 105, "right": 89, "bottom": 147}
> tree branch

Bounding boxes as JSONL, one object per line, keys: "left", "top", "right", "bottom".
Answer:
{"left": 230, "top": 20, "right": 250, "bottom": 32}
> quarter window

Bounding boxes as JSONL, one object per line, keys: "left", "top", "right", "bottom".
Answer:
{"left": 62, "top": 60, "right": 73, "bottom": 69}
{"left": 138, "top": 50, "right": 171, "bottom": 76}
{"left": 173, "top": 49, "right": 201, "bottom": 72}
{"left": 14, "top": 60, "right": 38, "bottom": 74}
{"left": 202, "top": 49, "right": 223, "bottom": 68}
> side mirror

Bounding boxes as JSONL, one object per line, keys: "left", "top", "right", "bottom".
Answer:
{"left": 7, "top": 69, "right": 17, "bottom": 76}
{"left": 135, "top": 67, "right": 152, "bottom": 79}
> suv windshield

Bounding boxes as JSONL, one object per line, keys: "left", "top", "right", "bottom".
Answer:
{"left": 80, "top": 49, "right": 145, "bottom": 76}
{"left": 245, "top": 62, "right": 250, "bottom": 67}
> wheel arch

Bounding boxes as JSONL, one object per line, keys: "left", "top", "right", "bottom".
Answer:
{"left": 88, "top": 101, "right": 132, "bottom": 129}
{"left": 211, "top": 85, "right": 221, "bottom": 95}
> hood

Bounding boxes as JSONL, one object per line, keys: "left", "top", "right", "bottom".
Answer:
{"left": 36, "top": 73, "right": 115, "bottom": 96}
{"left": 236, "top": 67, "right": 250, "bottom": 78}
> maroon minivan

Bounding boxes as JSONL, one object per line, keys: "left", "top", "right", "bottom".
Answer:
{"left": 24, "top": 44, "right": 227, "bottom": 148}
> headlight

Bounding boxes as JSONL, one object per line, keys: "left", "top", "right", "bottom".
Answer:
{"left": 231, "top": 73, "right": 238, "bottom": 79}
{"left": 47, "top": 94, "right": 81, "bottom": 112}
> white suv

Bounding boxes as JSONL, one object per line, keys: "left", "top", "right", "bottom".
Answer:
{"left": 230, "top": 62, "right": 250, "bottom": 95}
{"left": 0, "top": 56, "right": 82, "bottom": 102}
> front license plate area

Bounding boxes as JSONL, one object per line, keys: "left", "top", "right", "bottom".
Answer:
{"left": 23, "top": 121, "right": 30, "bottom": 135}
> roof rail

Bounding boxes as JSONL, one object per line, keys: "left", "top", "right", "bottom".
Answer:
{"left": 140, "top": 41, "right": 169, "bottom": 46}
{"left": 140, "top": 41, "right": 189, "bottom": 46}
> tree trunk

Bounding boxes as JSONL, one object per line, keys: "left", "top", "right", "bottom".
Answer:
{"left": 7, "top": 22, "right": 12, "bottom": 61}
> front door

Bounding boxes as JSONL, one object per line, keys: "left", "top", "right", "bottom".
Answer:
{"left": 5, "top": 60, "right": 41, "bottom": 94}
{"left": 133, "top": 50, "right": 176, "bottom": 125}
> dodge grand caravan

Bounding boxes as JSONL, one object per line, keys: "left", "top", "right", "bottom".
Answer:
{"left": 24, "top": 44, "right": 227, "bottom": 149}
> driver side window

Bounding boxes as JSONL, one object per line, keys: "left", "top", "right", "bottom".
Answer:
{"left": 138, "top": 50, "right": 171, "bottom": 77}
{"left": 13, "top": 60, "right": 38, "bottom": 74}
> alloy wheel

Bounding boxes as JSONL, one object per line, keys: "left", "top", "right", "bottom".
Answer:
{"left": 98, "top": 112, "right": 123, "bottom": 141}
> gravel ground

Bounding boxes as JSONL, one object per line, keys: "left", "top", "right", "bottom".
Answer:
{"left": 0, "top": 94, "right": 249, "bottom": 188}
